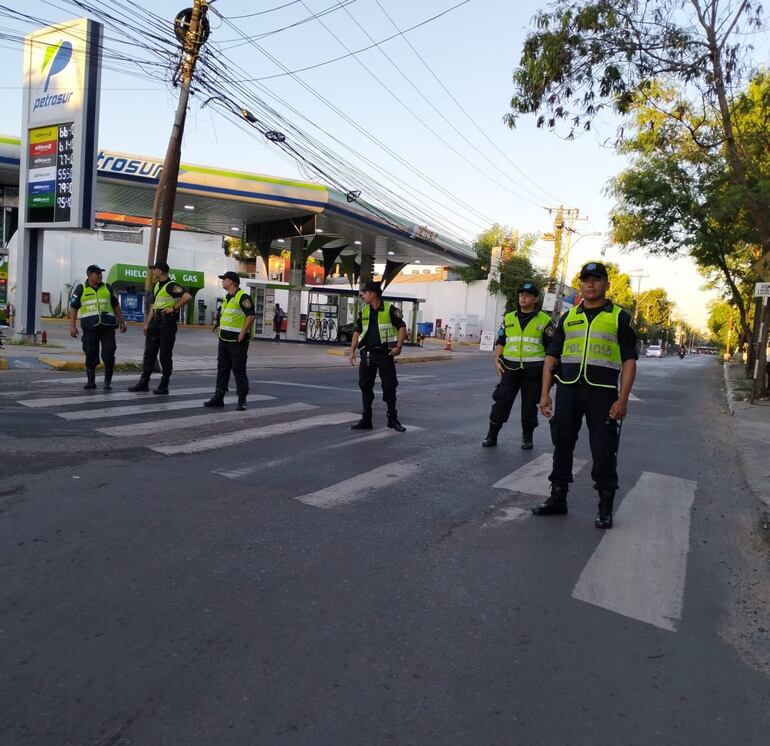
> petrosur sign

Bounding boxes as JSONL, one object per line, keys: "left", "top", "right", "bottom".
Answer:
{"left": 21, "top": 18, "right": 102, "bottom": 229}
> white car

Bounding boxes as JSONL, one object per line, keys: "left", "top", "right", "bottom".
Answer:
{"left": 645, "top": 344, "right": 663, "bottom": 358}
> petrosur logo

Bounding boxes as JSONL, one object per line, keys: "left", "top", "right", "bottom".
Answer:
{"left": 32, "top": 40, "right": 75, "bottom": 111}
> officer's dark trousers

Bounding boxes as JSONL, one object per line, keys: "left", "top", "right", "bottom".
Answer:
{"left": 489, "top": 366, "right": 541, "bottom": 433}
{"left": 549, "top": 382, "right": 619, "bottom": 492}
{"left": 141, "top": 317, "right": 177, "bottom": 379}
{"left": 359, "top": 350, "right": 398, "bottom": 414}
{"left": 215, "top": 339, "right": 249, "bottom": 396}
{"left": 82, "top": 326, "right": 117, "bottom": 370}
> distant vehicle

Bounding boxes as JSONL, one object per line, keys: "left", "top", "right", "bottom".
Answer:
{"left": 646, "top": 344, "right": 663, "bottom": 358}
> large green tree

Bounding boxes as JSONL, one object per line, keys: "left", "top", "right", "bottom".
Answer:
{"left": 507, "top": 0, "right": 770, "bottom": 396}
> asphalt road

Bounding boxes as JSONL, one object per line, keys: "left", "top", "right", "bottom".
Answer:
{"left": 1, "top": 354, "right": 769, "bottom": 745}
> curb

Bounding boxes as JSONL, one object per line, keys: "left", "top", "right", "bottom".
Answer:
{"left": 325, "top": 348, "right": 452, "bottom": 364}
{"left": 723, "top": 362, "right": 735, "bottom": 416}
{"left": 38, "top": 356, "right": 142, "bottom": 372}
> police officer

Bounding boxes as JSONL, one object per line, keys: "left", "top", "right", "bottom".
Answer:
{"left": 348, "top": 280, "right": 407, "bottom": 432}
{"left": 532, "top": 262, "right": 638, "bottom": 529}
{"left": 128, "top": 261, "right": 191, "bottom": 394}
{"left": 69, "top": 264, "right": 127, "bottom": 390}
{"left": 482, "top": 282, "right": 553, "bottom": 450}
{"left": 203, "top": 271, "right": 256, "bottom": 411}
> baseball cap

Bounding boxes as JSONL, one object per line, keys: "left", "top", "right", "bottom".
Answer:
{"left": 149, "top": 261, "right": 170, "bottom": 272}
{"left": 518, "top": 282, "right": 539, "bottom": 296}
{"left": 579, "top": 261, "right": 608, "bottom": 279}
{"left": 86, "top": 264, "right": 105, "bottom": 274}
{"left": 361, "top": 280, "right": 382, "bottom": 294}
{"left": 218, "top": 271, "right": 241, "bottom": 283}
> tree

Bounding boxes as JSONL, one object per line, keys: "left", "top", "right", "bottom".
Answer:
{"left": 489, "top": 253, "right": 549, "bottom": 312}
{"left": 569, "top": 261, "right": 635, "bottom": 311}
{"left": 456, "top": 224, "right": 520, "bottom": 282}
{"left": 507, "top": 0, "right": 770, "bottom": 396}
{"left": 708, "top": 300, "right": 742, "bottom": 353}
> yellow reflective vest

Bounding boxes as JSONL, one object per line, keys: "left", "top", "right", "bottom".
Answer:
{"left": 501, "top": 310, "right": 551, "bottom": 369}
{"left": 219, "top": 289, "right": 250, "bottom": 342}
{"left": 358, "top": 301, "right": 399, "bottom": 348}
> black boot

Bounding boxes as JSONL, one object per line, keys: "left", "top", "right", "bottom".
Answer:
{"left": 531, "top": 483, "right": 569, "bottom": 516}
{"left": 351, "top": 411, "right": 373, "bottom": 430}
{"left": 521, "top": 429, "right": 534, "bottom": 450}
{"left": 595, "top": 490, "right": 615, "bottom": 529}
{"left": 482, "top": 421, "right": 502, "bottom": 447}
{"left": 203, "top": 389, "right": 226, "bottom": 408}
{"left": 153, "top": 377, "right": 170, "bottom": 395}
{"left": 103, "top": 367, "right": 113, "bottom": 391}
{"left": 387, "top": 410, "right": 407, "bottom": 433}
{"left": 236, "top": 393, "right": 247, "bottom": 411}
{"left": 128, "top": 376, "right": 149, "bottom": 392}
{"left": 83, "top": 368, "right": 97, "bottom": 390}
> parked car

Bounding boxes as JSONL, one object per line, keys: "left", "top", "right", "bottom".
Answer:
{"left": 645, "top": 344, "right": 663, "bottom": 358}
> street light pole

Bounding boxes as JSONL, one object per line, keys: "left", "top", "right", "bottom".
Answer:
{"left": 553, "top": 230, "right": 601, "bottom": 317}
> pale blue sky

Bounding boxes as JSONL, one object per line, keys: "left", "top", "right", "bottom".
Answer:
{"left": 1, "top": 0, "right": 756, "bottom": 328}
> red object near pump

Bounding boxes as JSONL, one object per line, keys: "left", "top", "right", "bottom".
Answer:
{"left": 41, "top": 330, "right": 48, "bottom": 345}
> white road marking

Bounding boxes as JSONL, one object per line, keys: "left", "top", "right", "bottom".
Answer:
{"left": 296, "top": 461, "right": 419, "bottom": 509}
{"left": 95, "top": 402, "right": 316, "bottom": 437}
{"left": 30, "top": 374, "right": 158, "bottom": 385}
{"left": 57, "top": 395, "right": 276, "bottom": 420}
{"left": 326, "top": 425, "right": 424, "bottom": 448}
{"left": 151, "top": 411, "right": 360, "bottom": 455}
{"left": 493, "top": 453, "right": 588, "bottom": 497}
{"left": 254, "top": 379, "right": 358, "bottom": 393}
{"left": 396, "top": 374, "right": 436, "bottom": 380}
{"left": 628, "top": 393, "right": 642, "bottom": 402}
{"left": 18, "top": 387, "right": 213, "bottom": 408}
{"left": 486, "top": 507, "right": 528, "bottom": 525}
{"left": 572, "top": 471, "right": 697, "bottom": 632}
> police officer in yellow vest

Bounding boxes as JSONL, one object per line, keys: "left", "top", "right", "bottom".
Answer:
{"left": 203, "top": 271, "right": 256, "bottom": 411}
{"left": 348, "top": 280, "right": 407, "bottom": 432}
{"left": 482, "top": 282, "right": 553, "bottom": 449}
{"left": 128, "top": 261, "right": 191, "bottom": 395}
{"left": 69, "top": 265, "right": 127, "bottom": 390}
{"left": 533, "top": 262, "right": 638, "bottom": 529}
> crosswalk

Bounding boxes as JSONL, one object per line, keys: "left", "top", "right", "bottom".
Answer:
{"left": 4, "top": 378, "right": 697, "bottom": 633}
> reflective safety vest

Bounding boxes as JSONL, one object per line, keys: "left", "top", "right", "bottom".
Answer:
{"left": 502, "top": 310, "right": 551, "bottom": 369}
{"left": 555, "top": 303, "right": 623, "bottom": 388}
{"left": 152, "top": 280, "right": 177, "bottom": 311}
{"left": 219, "top": 289, "right": 249, "bottom": 342}
{"left": 78, "top": 283, "right": 117, "bottom": 328}
{"left": 358, "top": 301, "right": 399, "bottom": 348}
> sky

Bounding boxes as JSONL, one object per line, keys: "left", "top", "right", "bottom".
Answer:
{"left": 2, "top": 0, "right": 761, "bottom": 329}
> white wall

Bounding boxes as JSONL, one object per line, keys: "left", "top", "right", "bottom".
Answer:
{"left": 387, "top": 279, "right": 505, "bottom": 340}
{"left": 8, "top": 227, "right": 234, "bottom": 317}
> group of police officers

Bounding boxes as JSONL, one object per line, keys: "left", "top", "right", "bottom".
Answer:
{"left": 70, "top": 260, "right": 637, "bottom": 529}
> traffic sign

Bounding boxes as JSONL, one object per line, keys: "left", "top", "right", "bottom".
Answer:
{"left": 754, "top": 282, "right": 770, "bottom": 297}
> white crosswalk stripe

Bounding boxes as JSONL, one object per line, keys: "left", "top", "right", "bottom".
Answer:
{"left": 572, "top": 471, "right": 697, "bottom": 632}
{"left": 58, "top": 395, "right": 276, "bottom": 420}
{"left": 151, "top": 412, "right": 361, "bottom": 455}
{"left": 96, "top": 402, "right": 317, "bottom": 437}
{"left": 296, "top": 461, "right": 419, "bottom": 509}
{"left": 493, "top": 453, "right": 588, "bottom": 497}
{"left": 17, "top": 387, "right": 213, "bottom": 408}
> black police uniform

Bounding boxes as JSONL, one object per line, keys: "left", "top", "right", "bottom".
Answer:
{"left": 215, "top": 291, "right": 256, "bottom": 400}
{"left": 354, "top": 303, "right": 406, "bottom": 423}
{"left": 69, "top": 282, "right": 120, "bottom": 373}
{"left": 488, "top": 311, "right": 554, "bottom": 444}
{"left": 546, "top": 300, "right": 638, "bottom": 493}
{"left": 140, "top": 280, "right": 187, "bottom": 384}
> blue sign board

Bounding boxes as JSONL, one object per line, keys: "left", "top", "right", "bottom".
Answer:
{"left": 120, "top": 292, "right": 143, "bottom": 322}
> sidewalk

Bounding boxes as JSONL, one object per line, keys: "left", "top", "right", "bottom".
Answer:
{"left": 723, "top": 362, "right": 770, "bottom": 509}
{"left": 0, "top": 319, "right": 465, "bottom": 371}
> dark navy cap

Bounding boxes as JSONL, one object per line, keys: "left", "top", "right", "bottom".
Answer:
{"left": 361, "top": 280, "right": 382, "bottom": 294}
{"left": 86, "top": 264, "right": 105, "bottom": 274}
{"left": 517, "top": 282, "right": 539, "bottom": 296}
{"left": 149, "top": 261, "right": 170, "bottom": 272}
{"left": 579, "top": 261, "right": 608, "bottom": 279}
{"left": 218, "top": 271, "right": 241, "bottom": 283}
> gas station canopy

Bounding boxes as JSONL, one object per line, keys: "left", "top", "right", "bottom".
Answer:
{"left": 0, "top": 135, "right": 474, "bottom": 268}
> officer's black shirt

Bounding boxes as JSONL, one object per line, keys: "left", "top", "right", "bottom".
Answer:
{"left": 547, "top": 301, "right": 639, "bottom": 381}
{"left": 70, "top": 282, "right": 119, "bottom": 329}
{"left": 355, "top": 302, "right": 406, "bottom": 351}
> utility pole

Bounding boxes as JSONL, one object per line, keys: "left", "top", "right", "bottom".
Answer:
{"left": 629, "top": 271, "right": 649, "bottom": 326}
{"left": 144, "top": 0, "right": 211, "bottom": 308}
{"left": 545, "top": 206, "right": 586, "bottom": 321}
